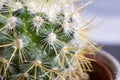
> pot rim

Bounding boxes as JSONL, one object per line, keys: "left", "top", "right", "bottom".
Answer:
{"left": 97, "top": 50, "right": 120, "bottom": 80}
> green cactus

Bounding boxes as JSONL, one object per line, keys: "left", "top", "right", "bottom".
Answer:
{"left": 0, "top": 0, "right": 97, "bottom": 80}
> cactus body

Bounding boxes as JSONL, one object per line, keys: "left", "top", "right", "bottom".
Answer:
{"left": 0, "top": 0, "right": 96, "bottom": 80}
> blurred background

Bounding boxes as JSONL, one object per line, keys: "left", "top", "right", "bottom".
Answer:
{"left": 83, "top": 0, "right": 120, "bottom": 61}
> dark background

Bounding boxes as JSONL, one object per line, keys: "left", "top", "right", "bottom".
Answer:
{"left": 103, "top": 45, "right": 120, "bottom": 62}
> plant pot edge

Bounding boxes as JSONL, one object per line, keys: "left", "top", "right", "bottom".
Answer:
{"left": 96, "top": 50, "right": 120, "bottom": 80}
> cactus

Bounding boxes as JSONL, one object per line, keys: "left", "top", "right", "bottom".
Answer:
{"left": 0, "top": 0, "right": 97, "bottom": 80}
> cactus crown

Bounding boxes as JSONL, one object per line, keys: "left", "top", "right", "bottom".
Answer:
{"left": 0, "top": 0, "right": 97, "bottom": 80}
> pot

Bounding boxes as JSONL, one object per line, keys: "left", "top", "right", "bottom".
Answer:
{"left": 87, "top": 50, "right": 120, "bottom": 80}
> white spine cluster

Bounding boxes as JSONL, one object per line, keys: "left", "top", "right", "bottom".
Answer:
{"left": 5, "top": 0, "right": 23, "bottom": 12}
{"left": 13, "top": 37, "right": 28, "bottom": 49}
{"left": 32, "top": 16, "right": 43, "bottom": 32}
{"left": 18, "top": 39, "right": 24, "bottom": 49}
{"left": 35, "top": 60, "right": 42, "bottom": 65}
{"left": 47, "top": 33, "right": 57, "bottom": 45}
{"left": 25, "top": 0, "right": 41, "bottom": 14}
{"left": 62, "top": 46, "right": 69, "bottom": 53}
{"left": 13, "top": 39, "right": 24, "bottom": 49}
{"left": 6, "top": 16, "right": 18, "bottom": 30}
{"left": 47, "top": 4, "right": 62, "bottom": 21}
{"left": 11, "top": 2, "right": 23, "bottom": 11}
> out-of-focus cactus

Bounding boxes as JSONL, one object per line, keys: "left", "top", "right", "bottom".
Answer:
{"left": 0, "top": 0, "right": 97, "bottom": 80}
